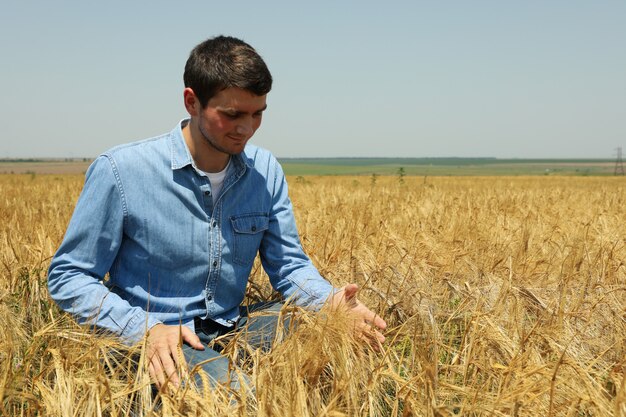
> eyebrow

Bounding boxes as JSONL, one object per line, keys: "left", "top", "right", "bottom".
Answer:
{"left": 219, "top": 104, "right": 267, "bottom": 115}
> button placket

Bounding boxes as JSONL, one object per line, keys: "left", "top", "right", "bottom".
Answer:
{"left": 199, "top": 176, "right": 213, "bottom": 214}
{"left": 205, "top": 202, "right": 222, "bottom": 309}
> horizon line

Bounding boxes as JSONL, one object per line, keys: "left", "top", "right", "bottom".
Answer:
{"left": 0, "top": 156, "right": 619, "bottom": 162}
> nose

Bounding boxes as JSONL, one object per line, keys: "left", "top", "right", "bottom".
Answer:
{"left": 236, "top": 122, "right": 253, "bottom": 136}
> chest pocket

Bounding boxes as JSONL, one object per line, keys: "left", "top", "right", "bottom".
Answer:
{"left": 230, "top": 213, "right": 269, "bottom": 266}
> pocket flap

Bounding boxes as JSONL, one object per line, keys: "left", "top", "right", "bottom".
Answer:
{"left": 230, "top": 214, "right": 269, "bottom": 234}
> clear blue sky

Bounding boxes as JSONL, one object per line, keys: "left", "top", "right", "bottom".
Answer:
{"left": 1, "top": 1, "right": 624, "bottom": 159}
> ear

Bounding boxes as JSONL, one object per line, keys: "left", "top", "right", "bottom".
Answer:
{"left": 183, "top": 88, "right": 200, "bottom": 117}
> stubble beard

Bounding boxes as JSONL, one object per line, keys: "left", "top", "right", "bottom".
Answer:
{"left": 198, "top": 123, "right": 239, "bottom": 156}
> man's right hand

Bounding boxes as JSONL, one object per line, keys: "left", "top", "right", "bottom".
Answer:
{"left": 146, "top": 323, "right": 205, "bottom": 388}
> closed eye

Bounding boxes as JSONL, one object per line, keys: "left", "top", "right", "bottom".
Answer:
{"left": 223, "top": 111, "right": 241, "bottom": 119}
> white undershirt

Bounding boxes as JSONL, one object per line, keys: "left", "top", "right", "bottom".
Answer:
{"left": 203, "top": 158, "right": 231, "bottom": 204}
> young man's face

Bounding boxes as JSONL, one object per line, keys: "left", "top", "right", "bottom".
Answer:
{"left": 192, "top": 87, "right": 267, "bottom": 156}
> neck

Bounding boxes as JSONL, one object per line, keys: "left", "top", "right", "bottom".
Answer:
{"left": 182, "top": 120, "right": 230, "bottom": 173}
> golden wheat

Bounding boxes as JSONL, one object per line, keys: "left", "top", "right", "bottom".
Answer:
{"left": 1, "top": 174, "right": 624, "bottom": 416}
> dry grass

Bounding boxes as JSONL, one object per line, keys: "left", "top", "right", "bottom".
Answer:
{"left": 1, "top": 173, "right": 624, "bottom": 416}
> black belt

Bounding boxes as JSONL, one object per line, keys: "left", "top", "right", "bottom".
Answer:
{"left": 193, "top": 316, "right": 235, "bottom": 335}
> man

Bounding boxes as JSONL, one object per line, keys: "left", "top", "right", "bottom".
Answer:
{"left": 48, "top": 35, "right": 386, "bottom": 388}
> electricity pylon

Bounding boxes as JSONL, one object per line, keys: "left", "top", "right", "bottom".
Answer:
{"left": 615, "top": 147, "right": 625, "bottom": 176}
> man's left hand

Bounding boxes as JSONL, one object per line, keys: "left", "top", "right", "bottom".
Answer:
{"left": 330, "top": 283, "right": 387, "bottom": 349}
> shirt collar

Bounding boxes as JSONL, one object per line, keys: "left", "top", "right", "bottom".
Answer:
{"left": 169, "top": 119, "right": 252, "bottom": 174}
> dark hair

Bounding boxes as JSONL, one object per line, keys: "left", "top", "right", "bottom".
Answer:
{"left": 183, "top": 36, "right": 273, "bottom": 107}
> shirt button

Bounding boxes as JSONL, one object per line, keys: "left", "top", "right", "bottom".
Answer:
{"left": 212, "top": 221, "right": 217, "bottom": 227}
{"left": 204, "top": 190, "right": 211, "bottom": 196}
{"left": 251, "top": 226, "right": 257, "bottom": 232}
{"left": 207, "top": 295, "right": 213, "bottom": 301}
{"left": 212, "top": 260, "right": 218, "bottom": 267}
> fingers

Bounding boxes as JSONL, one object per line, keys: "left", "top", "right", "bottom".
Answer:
{"left": 342, "top": 283, "right": 359, "bottom": 304}
{"left": 148, "top": 354, "right": 175, "bottom": 388}
{"left": 148, "top": 352, "right": 172, "bottom": 388}
{"left": 331, "top": 283, "right": 388, "bottom": 351}
{"left": 147, "top": 324, "right": 203, "bottom": 389}
{"left": 148, "top": 339, "right": 181, "bottom": 388}
{"left": 358, "top": 324, "right": 386, "bottom": 350}
{"left": 351, "top": 299, "right": 387, "bottom": 332}
{"left": 148, "top": 361, "right": 160, "bottom": 387}
{"left": 370, "top": 314, "right": 387, "bottom": 331}
{"left": 355, "top": 305, "right": 387, "bottom": 346}
{"left": 180, "top": 326, "right": 205, "bottom": 350}
{"left": 161, "top": 341, "right": 181, "bottom": 387}
{"left": 330, "top": 284, "right": 359, "bottom": 310}
{"left": 345, "top": 317, "right": 385, "bottom": 353}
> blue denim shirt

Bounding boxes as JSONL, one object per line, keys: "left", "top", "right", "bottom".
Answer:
{"left": 48, "top": 120, "right": 334, "bottom": 345}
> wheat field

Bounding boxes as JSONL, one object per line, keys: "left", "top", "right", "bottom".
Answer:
{"left": 1, "top": 173, "right": 624, "bottom": 416}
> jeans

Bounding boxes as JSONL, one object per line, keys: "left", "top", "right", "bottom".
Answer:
{"left": 182, "top": 301, "right": 289, "bottom": 389}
